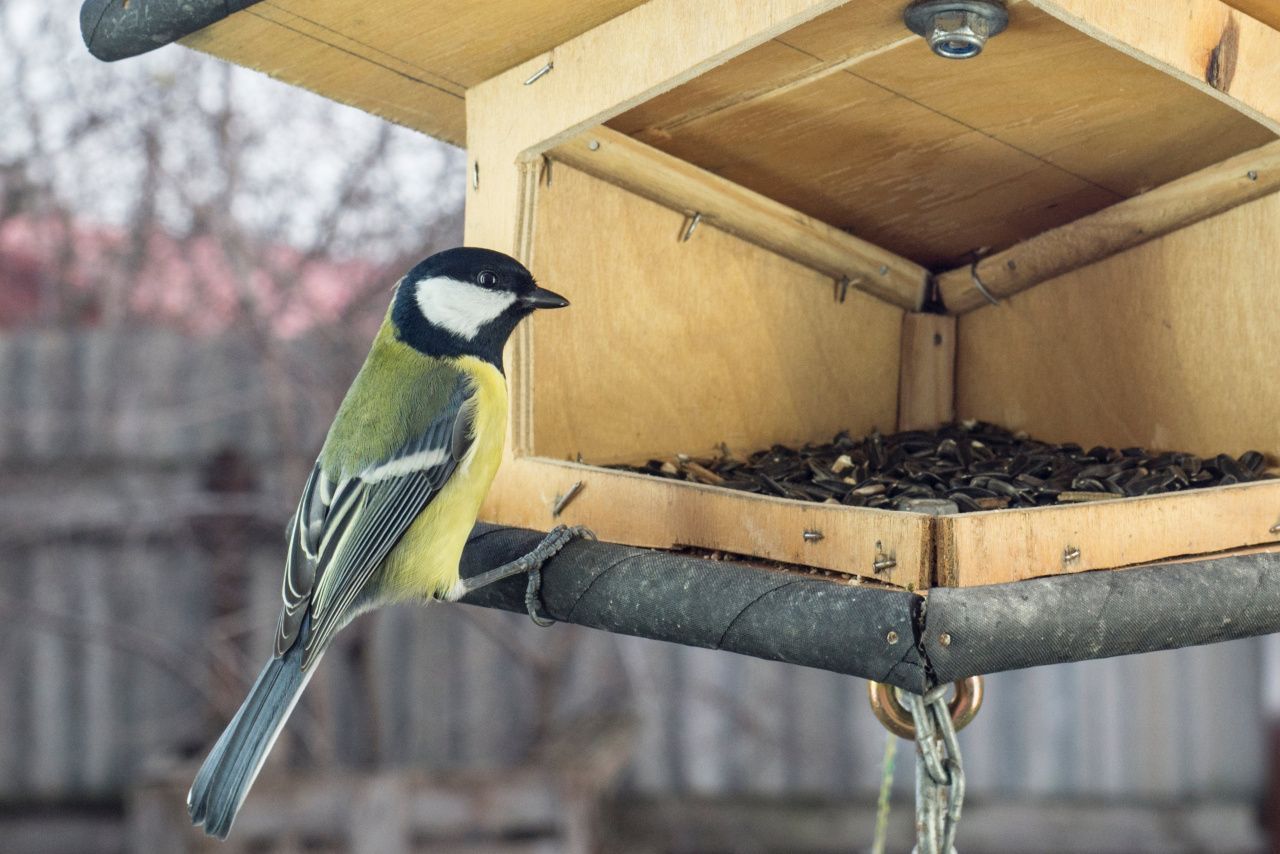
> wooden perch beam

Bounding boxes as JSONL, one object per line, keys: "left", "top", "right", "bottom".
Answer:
{"left": 550, "top": 129, "right": 928, "bottom": 310}
{"left": 937, "top": 138, "right": 1280, "bottom": 313}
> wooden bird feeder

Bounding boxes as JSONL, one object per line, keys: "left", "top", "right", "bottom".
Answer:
{"left": 117, "top": 0, "right": 1280, "bottom": 591}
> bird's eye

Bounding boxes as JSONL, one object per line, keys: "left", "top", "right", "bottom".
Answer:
{"left": 477, "top": 270, "right": 498, "bottom": 287}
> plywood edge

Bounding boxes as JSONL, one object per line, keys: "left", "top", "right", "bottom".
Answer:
{"left": 466, "top": 0, "right": 849, "bottom": 159}
{"left": 937, "top": 138, "right": 1280, "bottom": 313}
{"left": 936, "top": 479, "right": 1280, "bottom": 587}
{"left": 181, "top": 5, "right": 467, "bottom": 145}
{"left": 549, "top": 128, "right": 928, "bottom": 310}
{"left": 482, "top": 456, "right": 933, "bottom": 590}
{"left": 896, "top": 313, "right": 956, "bottom": 430}
{"left": 1028, "top": 0, "right": 1280, "bottom": 134}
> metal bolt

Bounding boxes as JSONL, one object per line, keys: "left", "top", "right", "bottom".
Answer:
{"left": 1063, "top": 545, "right": 1081, "bottom": 564}
{"left": 886, "top": 630, "right": 900, "bottom": 645}
{"left": 587, "top": 139, "right": 601, "bottom": 151}
{"left": 904, "top": 0, "right": 1010, "bottom": 60}
{"left": 803, "top": 529, "right": 825, "bottom": 543}
{"left": 939, "top": 632, "right": 952, "bottom": 647}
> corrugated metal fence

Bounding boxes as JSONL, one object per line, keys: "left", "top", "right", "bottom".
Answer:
{"left": 0, "top": 329, "right": 1267, "bottom": 805}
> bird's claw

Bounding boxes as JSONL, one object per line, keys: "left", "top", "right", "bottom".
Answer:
{"left": 519, "top": 525, "right": 594, "bottom": 627}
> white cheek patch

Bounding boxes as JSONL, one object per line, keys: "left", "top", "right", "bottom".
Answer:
{"left": 414, "top": 276, "right": 517, "bottom": 340}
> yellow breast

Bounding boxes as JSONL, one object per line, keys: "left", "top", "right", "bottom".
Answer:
{"left": 379, "top": 355, "right": 508, "bottom": 600}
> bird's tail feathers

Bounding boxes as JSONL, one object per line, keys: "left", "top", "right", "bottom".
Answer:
{"left": 187, "top": 616, "right": 320, "bottom": 839}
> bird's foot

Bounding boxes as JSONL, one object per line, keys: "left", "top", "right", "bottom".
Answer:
{"left": 460, "top": 526, "right": 595, "bottom": 626}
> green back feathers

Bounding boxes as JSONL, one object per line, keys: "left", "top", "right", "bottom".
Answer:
{"left": 319, "top": 320, "right": 465, "bottom": 477}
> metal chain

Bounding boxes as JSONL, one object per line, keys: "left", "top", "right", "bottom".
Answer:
{"left": 903, "top": 686, "right": 966, "bottom": 854}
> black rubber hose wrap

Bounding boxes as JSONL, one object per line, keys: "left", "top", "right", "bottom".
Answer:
{"left": 460, "top": 525, "right": 1280, "bottom": 691}
{"left": 459, "top": 524, "right": 930, "bottom": 693}
{"left": 81, "top": 0, "right": 262, "bottom": 62}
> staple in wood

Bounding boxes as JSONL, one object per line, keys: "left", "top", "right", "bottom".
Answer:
{"left": 611, "top": 422, "right": 1275, "bottom": 513}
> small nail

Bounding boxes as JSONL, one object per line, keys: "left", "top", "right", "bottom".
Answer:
{"left": 552, "top": 481, "right": 584, "bottom": 517}
{"left": 523, "top": 61, "right": 553, "bottom": 85}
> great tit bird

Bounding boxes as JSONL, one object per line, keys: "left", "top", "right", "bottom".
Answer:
{"left": 188, "top": 247, "right": 578, "bottom": 839}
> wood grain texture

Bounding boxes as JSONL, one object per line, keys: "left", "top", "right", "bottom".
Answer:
{"left": 182, "top": 4, "right": 467, "bottom": 143}
{"left": 897, "top": 314, "right": 956, "bottom": 431}
{"left": 937, "top": 139, "right": 1280, "bottom": 313}
{"left": 956, "top": 190, "right": 1280, "bottom": 466}
{"left": 852, "top": 4, "right": 1276, "bottom": 198}
{"left": 608, "top": 0, "right": 914, "bottom": 138}
{"left": 482, "top": 457, "right": 933, "bottom": 589}
{"left": 524, "top": 165, "right": 903, "bottom": 464}
{"left": 612, "top": 2, "right": 1274, "bottom": 268}
{"left": 182, "top": 0, "right": 649, "bottom": 145}
{"left": 1030, "top": 0, "right": 1280, "bottom": 133}
{"left": 550, "top": 129, "right": 928, "bottom": 310}
{"left": 936, "top": 481, "right": 1280, "bottom": 586}
{"left": 467, "top": 0, "right": 850, "bottom": 159}
{"left": 1223, "top": 0, "right": 1280, "bottom": 31}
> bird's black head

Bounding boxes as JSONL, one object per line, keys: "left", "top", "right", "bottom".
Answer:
{"left": 390, "top": 247, "right": 569, "bottom": 369}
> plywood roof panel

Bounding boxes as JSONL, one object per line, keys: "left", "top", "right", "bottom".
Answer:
{"left": 1220, "top": 2, "right": 1280, "bottom": 38}
{"left": 183, "top": 0, "right": 648, "bottom": 146}
{"left": 851, "top": 5, "right": 1276, "bottom": 197}
{"left": 611, "top": 2, "right": 1277, "bottom": 268}
{"left": 183, "top": 0, "right": 1277, "bottom": 266}
{"left": 622, "top": 67, "right": 1120, "bottom": 267}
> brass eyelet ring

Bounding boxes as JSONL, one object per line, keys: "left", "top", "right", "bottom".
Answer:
{"left": 867, "top": 676, "right": 984, "bottom": 740}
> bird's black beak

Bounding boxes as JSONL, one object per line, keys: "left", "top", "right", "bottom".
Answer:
{"left": 520, "top": 286, "right": 570, "bottom": 310}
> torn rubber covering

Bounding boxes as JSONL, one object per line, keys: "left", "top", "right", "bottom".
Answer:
{"left": 461, "top": 525, "right": 1280, "bottom": 690}
{"left": 459, "top": 524, "right": 929, "bottom": 693}
{"left": 925, "top": 550, "right": 1280, "bottom": 683}
{"left": 80, "top": 0, "right": 261, "bottom": 62}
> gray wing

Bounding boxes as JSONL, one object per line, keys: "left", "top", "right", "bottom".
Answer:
{"left": 275, "top": 379, "right": 475, "bottom": 669}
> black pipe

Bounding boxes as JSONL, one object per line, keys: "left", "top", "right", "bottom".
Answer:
{"left": 80, "top": 0, "right": 262, "bottom": 62}
{"left": 461, "top": 524, "right": 1280, "bottom": 691}
{"left": 458, "top": 524, "right": 930, "bottom": 693}
{"left": 925, "top": 550, "right": 1280, "bottom": 683}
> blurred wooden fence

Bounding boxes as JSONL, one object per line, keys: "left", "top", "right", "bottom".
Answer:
{"left": 0, "top": 329, "right": 1268, "bottom": 806}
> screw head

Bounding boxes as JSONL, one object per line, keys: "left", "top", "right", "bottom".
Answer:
{"left": 886, "top": 630, "right": 900, "bottom": 645}
{"left": 587, "top": 140, "right": 601, "bottom": 151}
{"left": 939, "top": 632, "right": 952, "bottom": 647}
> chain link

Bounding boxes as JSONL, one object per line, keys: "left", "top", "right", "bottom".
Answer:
{"left": 903, "top": 686, "right": 966, "bottom": 854}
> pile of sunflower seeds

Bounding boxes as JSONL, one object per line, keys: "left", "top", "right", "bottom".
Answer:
{"left": 611, "top": 422, "right": 1274, "bottom": 513}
